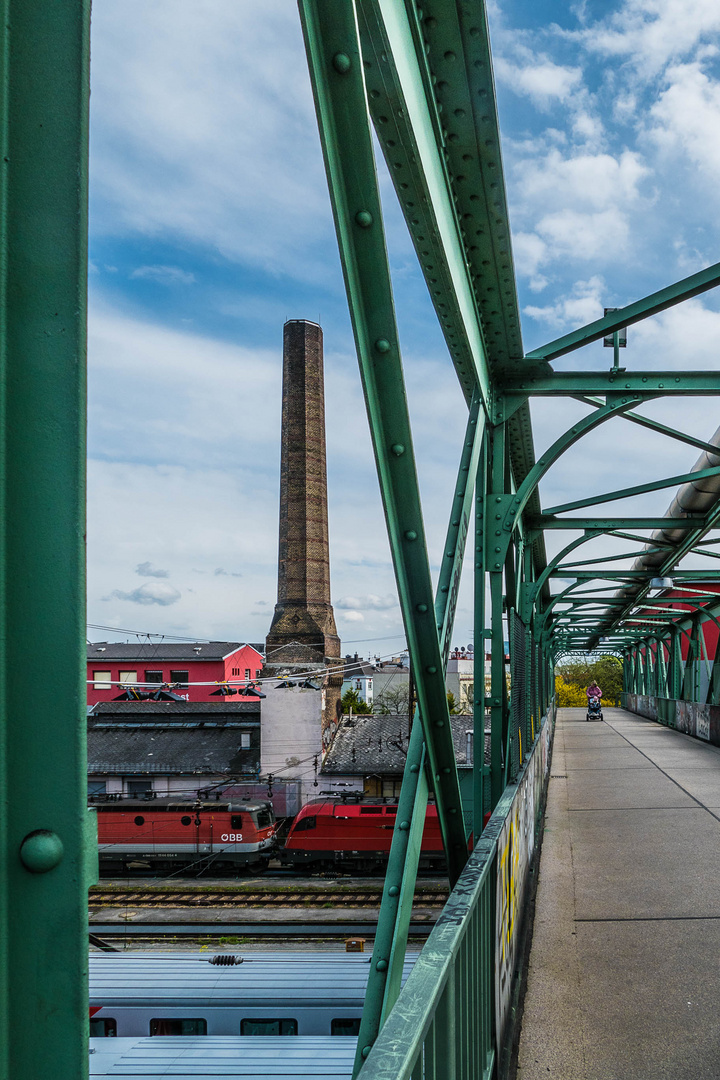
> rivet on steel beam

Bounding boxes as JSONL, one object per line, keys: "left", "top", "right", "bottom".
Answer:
{"left": 388, "top": 886, "right": 400, "bottom": 897}
{"left": 391, "top": 443, "right": 405, "bottom": 456}
{"left": 426, "top": 665, "right": 437, "bottom": 673}
{"left": 416, "top": 603, "right": 428, "bottom": 613}
{"left": 375, "top": 338, "right": 391, "bottom": 353}
{"left": 435, "top": 720, "right": 445, "bottom": 728}
{"left": 405, "top": 530, "right": 418, "bottom": 541}
{"left": 399, "top": 821, "right": 410, "bottom": 831}
{"left": 376, "top": 959, "right": 388, "bottom": 971}
{"left": 362, "top": 1046, "right": 373, "bottom": 1058}
{"left": 355, "top": 210, "right": 373, "bottom": 228}
{"left": 410, "top": 764, "right": 420, "bottom": 773}
{"left": 332, "top": 53, "right": 351, "bottom": 74}
{"left": 19, "top": 830, "right": 64, "bottom": 873}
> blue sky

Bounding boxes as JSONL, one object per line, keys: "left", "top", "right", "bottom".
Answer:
{"left": 86, "top": 1, "right": 720, "bottom": 650}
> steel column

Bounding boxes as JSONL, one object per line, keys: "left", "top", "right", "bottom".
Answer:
{"left": 0, "top": 3, "right": 92, "bottom": 1078}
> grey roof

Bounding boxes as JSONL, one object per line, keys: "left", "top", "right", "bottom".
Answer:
{"left": 88, "top": 726, "right": 258, "bottom": 776}
{"left": 322, "top": 713, "right": 488, "bottom": 775}
{"left": 342, "top": 657, "right": 376, "bottom": 678}
{"left": 91, "top": 701, "right": 261, "bottom": 720}
{"left": 87, "top": 641, "right": 263, "bottom": 662}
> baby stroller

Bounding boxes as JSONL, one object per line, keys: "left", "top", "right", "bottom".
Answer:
{"left": 586, "top": 695, "right": 603, "bottom": 722}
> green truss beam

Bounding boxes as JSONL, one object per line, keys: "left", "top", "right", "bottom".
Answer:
{"left": 298, "top": 0, "right": 467, "bottom": 884}
{"left": 544, "top": 464, "right": 720, "bottom": 517}
{"left": 501, "top": 371, "right": 720, "bottom": 395}
{"left": 525, "top": 261, "right": 720, "bottom": 362}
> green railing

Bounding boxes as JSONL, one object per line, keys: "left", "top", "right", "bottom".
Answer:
{"left": 357, "top": 704, "right": 555, "bottom": 1080}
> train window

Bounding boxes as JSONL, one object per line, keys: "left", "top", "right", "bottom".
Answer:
{"left": 331, "top": 1019, "right": 361, "bottom": 1036}
{"left": 240, "top": 1019, "right": 298, "bottom": 1036}
{"left": 180, "top": 816, "right": 192, "bottom": 826}
{"left": 256, "top": 808, "right": 272, "bottom": 828}
{"left": 360, "top": 807, "right": 382, "bottom": 814}
{"left": 385, "top": 806, "right": 397, "bottom": 814}
{"left": 134, "top": 816, "right": 145, "bottom": 826}
{"left": 89, "top": 1018, "right": 117, "bottom": 1037}
{"left": 150, "top": 1018, "right": 207, "bottom": 1036}
{"left": 230, "top": 815, "right": 243, "bottom": 829}
{"left": 293, "top": 815, "right": 316, "bottom": 831}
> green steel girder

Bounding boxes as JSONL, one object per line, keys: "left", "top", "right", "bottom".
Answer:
{"left": 549, "top": 570, "right": 720, "bottom": 581}
{"left": 557, "top": 547, "right": 668, "bottom": 569}
{"left": 298, "top": 0, "right": 467, "bottom": 884}
{"left": 507, "top": 397, "right": 644, "bottom": 535}
{"left": 501, "top": 371, "right": 720, "bottom": 395}
{"left": 532, "top": 516, "right": 706, "bottom": 530}
{"left": 525, "top": 260, "right": 720, "bottom": 362}
{"left": 574, "top": 394, "right": 720, "bottom": 458}
{"left": 356, "top": 1, "right": 491, "bottom": 406}
{"left": 0, "top": 3, "right": 92, "bottom": 1078}
{"left": 354, "top": 395, "right": 485, "bottom": 1069}
{"left": 545, "top": 464, "right": 720, "bottom": 517}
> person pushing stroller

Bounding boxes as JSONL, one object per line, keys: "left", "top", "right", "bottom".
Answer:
{"left": 586, "top": 681, "right": 603, "bottom": 721}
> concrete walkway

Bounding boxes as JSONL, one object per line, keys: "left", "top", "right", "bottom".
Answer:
{"left": 517, "top": 707, "right": 720, "bottom": 1080}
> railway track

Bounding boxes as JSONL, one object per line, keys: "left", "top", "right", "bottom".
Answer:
{"left": 88, "top": 884, "right": 449, "bottom": 910}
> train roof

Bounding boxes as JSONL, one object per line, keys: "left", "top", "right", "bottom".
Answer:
{"left": 93, "top": 798, "right": 272, "bottom": 813}
{"left": 89, "top": 1037, "right": 355, "bottom": 1077}
{"left": 295, "top": 798, "right": 438, "bottom": 818}
{"left": 89, "top": 953, "right": 417, "bottom": 1008}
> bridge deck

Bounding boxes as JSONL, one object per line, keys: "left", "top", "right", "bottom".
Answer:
{"left": 517, "top": 707, "right": 720, "bottom": 1080}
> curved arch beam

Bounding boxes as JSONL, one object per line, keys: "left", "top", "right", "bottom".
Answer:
{"left": 506, "top": 396, "right": 643, "bottom": 532}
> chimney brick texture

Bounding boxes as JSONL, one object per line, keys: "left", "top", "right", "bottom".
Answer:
{"left": 265, "top": 322, "right": 341, "bottom": 716}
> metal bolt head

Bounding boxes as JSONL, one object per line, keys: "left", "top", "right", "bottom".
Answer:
{"left": 405, "top": 530, "right": 418, "bottom": 541}
{"left": 391, "top": 442, "right": 405, "bottom": 456}
{"left": 416, "top": 603, "right": 428, "bottom": 613}
{"left": 426, "top": 665, "right": 437, "bottom": 673}
{"left": 388, "top": 885, "right": 400, "bottom": 897}
{"left": 375, "top": 338, "right": 391, "bottom": 353}
{"left": 399, "top": 820, "right": 410, "bottom": 830}
{"left": 376, "top": 959, "right": 388, "bottom": 971}
{"left": 332, "top": 52, "right": 352, "bottom": 74}
{"left": 355, "top": 210, "right": 373, "bottom": 228}
{"left": 20, "top": 830, "right": 63, "bottom": 873}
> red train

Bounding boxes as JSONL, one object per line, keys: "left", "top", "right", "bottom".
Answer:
{"left": 95, "top": 795, "right": 448, "bottom": 875}
{"left": 96, "top": 798, "right": 277, "bottom": 875}
{"left": 281, "top": 798, "right": 445, "bottom": 873}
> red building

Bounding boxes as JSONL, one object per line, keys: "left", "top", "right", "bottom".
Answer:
{"left": 86, "top": 641, "right": 264, "bottom": 705}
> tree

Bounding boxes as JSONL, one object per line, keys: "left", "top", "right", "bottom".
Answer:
{"left": 340, "top": 687, "right": 372, "bottom": 714}
{"left": 555, "top": 655, "right": 623, "bottom": 705}
{"left": 446, "top": 692, "right": 461, "bottom": 714}
{"left": 373, "top": 682, "right": 411, "bottom": 716}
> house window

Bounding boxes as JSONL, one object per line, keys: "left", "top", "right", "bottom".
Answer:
{"left": 170, "top": 670, "right": 189, "bottom": 686}
{"left": 244, "top": 668, "right": 251, "bottom": 679}
{"left": 240, "top": 732, "right": 251, "bottom": 750}
{"left": 145, "top": 670, "right": 163, "bottom": 683}
{"left": 255, "top": 669, "right": 261, "bottom": 679}
{"left": 88, "top": 780, "right": 107, "bottom": 797}
{"left": 93, "top": 671, "right": 112, "bottom": 689}
{"left": 118, "top": 671, "right": 137, "bottom": 685}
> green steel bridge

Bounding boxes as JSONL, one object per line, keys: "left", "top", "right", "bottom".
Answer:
{"left": 3, "top": 2, "right": 720, "bottom": 1078}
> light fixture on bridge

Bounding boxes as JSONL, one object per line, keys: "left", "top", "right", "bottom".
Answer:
{"left": 603, "top": 307, "right": 627, "bottom": 374}
{"left": 650, "top": 576, "right": 674, "bottom": 591}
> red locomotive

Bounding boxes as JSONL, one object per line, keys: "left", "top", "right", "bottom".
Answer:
{"left": 96, "top": 798, "right": 277, "bottom": 874}
{"left": 280, "top": 798, "right": 445, "bottom": 873}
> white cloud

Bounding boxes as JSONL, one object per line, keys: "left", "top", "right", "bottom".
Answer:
{"left": 89, "top": 1, "right": 334, "bottom": 283}
{"left": 573, "top": 0, "right": 720, "bottom": 76}
{"left": 339, "top": 610, "right": 365, "bottom": 623}
{"left": 136, "top": 561, "right": 169, "bottom": 578}
{"left": 105, "top": 582, "right": 182, "bottom": 606}
{"left": 495, "top": 54, "right": 583, "bottom": 107}
{"left": 336, "top": 594, "right": 398, "bottom": 611}
{"left": 524, "top": 276, "right": 605, "bottom": 329}
{"left": 648, "top": 60, "right": 720, "bottom": 180}
{"left": 130, "top": 265, "right": 196, "bottom": 285}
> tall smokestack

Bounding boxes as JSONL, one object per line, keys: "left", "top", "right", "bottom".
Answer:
{"left": 265, "top": 321, "right": 341, "bottom": 724}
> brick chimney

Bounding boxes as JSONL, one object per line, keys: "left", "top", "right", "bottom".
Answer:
{"left": 265, "top": 320, "right": 342, "bottom": 730}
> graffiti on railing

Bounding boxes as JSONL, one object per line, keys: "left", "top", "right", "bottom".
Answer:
{"left": 495, "top": 714, "right": 551, "bottom": 1051}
